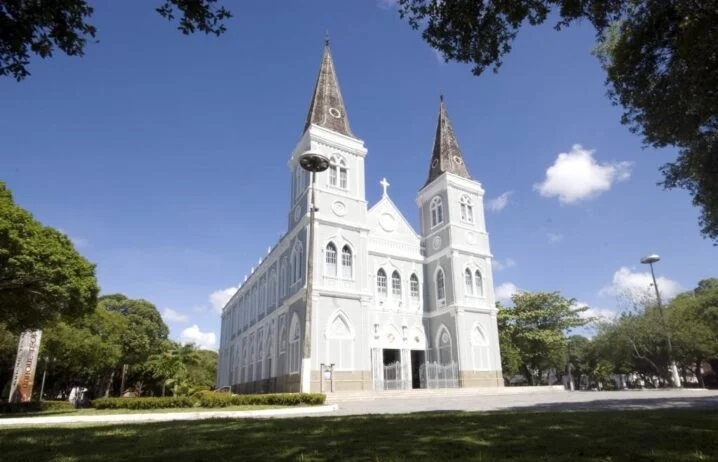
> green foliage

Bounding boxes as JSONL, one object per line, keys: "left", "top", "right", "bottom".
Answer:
{"left": 92, "top": 396, "right": 195, "bottom": 410}
{"left": 91, "top": 393, "right": 325, "bottom": 410}
{"left": 499, "top": 291, "right": 589, "bottom": 385}
{"left": 0, "top": 400, "right": 73, "bottom": 414}
{"left": 396, "top": 1, "right": 718, "bottom": 243}
{"left": 0, "top": 183, "right": 99, "bottom": 332}
{"left": 1, "top": 0, "right": 232, "bottom": 81}
{"left": 146, "top": 341, "right": 210, "bottom": 397}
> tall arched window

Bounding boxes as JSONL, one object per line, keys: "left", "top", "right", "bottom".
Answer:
{"left": 328, "top": 155, "right": 348, "bottom": 189}
{"left": 279, "top": 258, "right": 287, "bottom": 298}
{"left": 465, "top": 268, "right": 474, "bottom": 295}
{"left": 391, "top": 271, "right": 402, "bottom": 298}
{"left": 256, "top": 328, "right": 264, "bottom": 382}
{"left": 341, "top": 245, "right": 352, "bottom": 279}
{"left": 259, "top": 278, "right": 267, "bottom": 317}
{"left": 269, "top": 269, "right": 277, "bottom": 308}
{"left": 470, "top": 324, "right": 490, "bottom": 370}
{"left": 437, "top": 326, "right": 453, "bottom": 365}
{"left": 288, "top": 314, "right": 301, "bottom": 374}
{"left": 291, "top": 241, "right": 304, "bottom": 284}
{"left": 278, "top": 316, "right": 286, "bottom": 376}
{"left": 410, "top": 274, "right": 420, "bottom": 301}
{"left": 430, "top": 196, "right": 444, "bottom": 228}
{"left": 474, "top": 270, "right": 484, "bottom": 297}
{"left": 325, "top": 242, "right": 337, "bottom": 276}
{"left": 436, "top": 268, "right": 446, "bottom": 305}
{"left": 249, "top": 334, "right": 256, "bottom": 382}
{"left": 294, "top": 166, "right": 304, "bottom": 199}
{"left": 460, "top": 194, "right": 474, "bottom": 224}
{"left": 265, "top": 332, "right": 273, "bottom": 379}
{"left": 377, "top": 269, "right": 387, "bottom": 298}
{"left": 325, "top": 312, "right": 354, "bottom": 370}
{"left": 251, "top": 286, "right": 258, "bottom": 321}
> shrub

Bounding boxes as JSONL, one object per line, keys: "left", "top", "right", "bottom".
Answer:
{"left": 196, "top": 391, "right": 326, "bottom": 407}
{"left": 0, "top": 400, "right": 74, "bottom": 414}
{"left": 91, "top": 397, "right": 195, "bottom": 410}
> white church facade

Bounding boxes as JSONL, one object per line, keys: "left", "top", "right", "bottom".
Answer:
{"left": 217, "top": 42, "right": 503, "bottom": 393}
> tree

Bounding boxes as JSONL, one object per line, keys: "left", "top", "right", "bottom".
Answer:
{"left": 0, "top": 182, "right": 99, "bottom": 332}
{"left": 146, "top": 341, "right": 212, "bottom": 396}
{"left": 396, "top": 1, "right": 718, "bottom": 243}
{"left": 1, "top": 0, "right": 232, "bottom": 80}
{"left": 499, "top": 291, "right": 589, "bottom": 385}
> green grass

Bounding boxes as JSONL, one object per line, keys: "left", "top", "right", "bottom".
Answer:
{"left": 0, "top": 405, "right": 282, "bottom": 418}
{"left": 0, "top": 409, "right": 716, "bottom": 461}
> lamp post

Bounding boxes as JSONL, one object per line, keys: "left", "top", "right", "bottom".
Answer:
{"left": 298, "top": 150, "right": 329, "bottom": 393}
{"left": 640, "top": 254, "right": 681, "bottom": 388}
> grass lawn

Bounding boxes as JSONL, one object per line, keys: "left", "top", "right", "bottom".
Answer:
{"left": 0, "top": 409, "right": 716, "bottom": 461}
{"left": 0, "top": 405, "right": 284, "bottom": 418}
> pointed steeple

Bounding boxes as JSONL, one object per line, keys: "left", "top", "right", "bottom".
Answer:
{"left": 424, "top": 96, "right": 471, "bottom": 187}
{"left": 303, "top": 38, "right": 354, "bottom": 137}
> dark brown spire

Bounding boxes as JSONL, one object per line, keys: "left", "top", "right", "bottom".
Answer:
{"left": 424, "top": 96, "right": 471, "bottom": 187}
{"left": 303, "top": 40, "right": 354, "bottom": 137}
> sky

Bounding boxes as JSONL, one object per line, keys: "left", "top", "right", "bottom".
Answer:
{"left": 1, "top": 1, "right": 715, "bottom": 349}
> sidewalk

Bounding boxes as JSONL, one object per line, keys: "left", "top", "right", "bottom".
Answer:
{"left": 0, "top": 404, "right": 338, "bottom": 427}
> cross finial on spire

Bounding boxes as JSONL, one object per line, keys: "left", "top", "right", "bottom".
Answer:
{"left": 380, "top": 177, "right": 390, "bottom": 197}
{"left": 325, "top": 30, "right": 330, "bottom": 46}
{"left": 440, "top": 94, "right": 444, "bottom": 102}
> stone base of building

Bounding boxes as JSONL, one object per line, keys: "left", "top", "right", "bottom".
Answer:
{"left": 310, "top": 370, "right": 373, "bottom": 393}
{"left": 459, "top": 370, "right": 504, "bottom": 388}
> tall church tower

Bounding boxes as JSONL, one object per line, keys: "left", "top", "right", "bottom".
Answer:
{"left": 417, "top": 97, "right": 503, "bottom": 387}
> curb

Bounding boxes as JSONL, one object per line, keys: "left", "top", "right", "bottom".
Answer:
{"left": 0, "top": 404, "right": 339, "bottom": 427}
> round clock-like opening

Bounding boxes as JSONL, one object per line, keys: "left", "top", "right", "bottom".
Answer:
{"left": 328, "top": 107, "right": 342, "bottom": 118}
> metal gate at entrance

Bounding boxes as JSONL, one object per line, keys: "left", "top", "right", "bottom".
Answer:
{"left": 420, "top": 361, "right": 459, "bottom": 389}
{"left": 381, "top": 349, "right": 408, "bottom": 390}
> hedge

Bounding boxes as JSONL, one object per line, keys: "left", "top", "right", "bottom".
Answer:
{"left": 90, "top": 393, "right": 326, "bottom": 410}
{"left": 92, "top": 396, "right": 195, "bottom": 410}
{"left": 0, "top": 400, "right": 74, "bottom": 414}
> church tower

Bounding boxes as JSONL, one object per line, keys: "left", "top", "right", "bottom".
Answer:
{"left": 417, "top": 97, "right": 503, "bottom": 387}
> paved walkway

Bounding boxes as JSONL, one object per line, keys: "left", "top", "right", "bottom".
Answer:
{"left": 0, "top": 404, "right": 339, "bottom": 427}
{"left": 326, "top": 388, "right": 718, "bottom": 416}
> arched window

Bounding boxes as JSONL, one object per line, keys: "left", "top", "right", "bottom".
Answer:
{"left": 291, "top": 241, "right": 304, "bottom": 284}
{"left": 288, "top": 314, "right": 301, "bottom": 374}
{"left": 269, "top": 269, "right": 277, "bottom": 308}
{"left": 460, "top": 194, "right": 474, "bottom": 224}
{"left": 279, "top": 258, "right": 287, "bottom": 298}
{"left": 377, "top": 269, "right": 387, "bottom": 298}
{"left": 294, "top": 166, "right": 303, "bottom": 199}
{"left": 474, "top": 270, "right": 484, "bottom": 297}
{"left": 259, "top": 278, "right": 267, "bottom": 317}
{"left": 341, "top": 245, "right": 352, "bottom": 279}
{"left": 328, "top": 155, "right": 348, "bottom": 189}
{"left": 325, "top": 312, "right": 354, "bottom": 370}
{"left": 256, "top": 329, "right": 264, "bottom": 382}
{"left": 437, "top": 327, "right": 453, "bottom": 365}
{"left": 249, "top": 334, "right": 256, "bottom": 382}
{"left": 410, "top": 274, "right": 420, "bottom": 301}
{"left": 465, "top": 268, "right": 474, "bottom": 296}
{"left": 278, "top": 316, "right": 286, "bottom": 376}
{"left": 430, "top": 196, "right": 444, "bottom": 228}
{"left": 251, "top": 286, "right": 258, "bottom": 321}
{"left": 266, "top": 332, "right": 273, "bottom": 379}
{"left": 436, "top": 268, "right": 446, "bottom": 305}
{"left": 325, "top": 242, "right": 337, "bottom": 276}
{"left": 391, "top": 271, "right": 402, "bottom": 297}
{"left": 470, "top": 324, "right": 490, "bottom": 370}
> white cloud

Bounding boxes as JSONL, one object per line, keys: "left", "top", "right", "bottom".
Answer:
{"left": 547, "top": 232, "right": 563, "bottom": 243}
{"left": 534, "top": 144, "right": 632, "bottom": 204}
{"left": 210, "top": 286, "right": 238, "bottom": 314}
{"left": 599, "top": 267, "right": 683, "bottom": 302}
{"left": 180, "top": 325, "right": 217, "bottom": 351}
{"left": 574, "top": 301, "right": 617, "bottom": 321}
{"left": 495, "top": 282, "right": 520, "bottom": 302}
{"left": 58, "top": 229, "right": 88, "bottom": 248}
{"left": 493, "top": 258, "right": 516, "bottom": 271}
{"left": 161, "top": 308, "right": 189, "bottom": 324}
{"left": 487, "top": 191, "right": 513, "bottom": 212}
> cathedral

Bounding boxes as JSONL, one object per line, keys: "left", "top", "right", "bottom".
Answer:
{"left": 217, "top": 41, "right": 503, "bottom": 393}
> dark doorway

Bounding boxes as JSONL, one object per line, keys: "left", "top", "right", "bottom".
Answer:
{"left": 383, "top": 349, "right": 400, "bottom": 366}
{"left": 411, "top": 350, "right": 425, "bottom": 389}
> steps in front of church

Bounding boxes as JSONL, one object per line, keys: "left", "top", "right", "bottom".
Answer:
{"left": 324, "top": 386, "right": 565, "bottom": 403}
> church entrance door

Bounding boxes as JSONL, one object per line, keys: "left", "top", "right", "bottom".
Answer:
{"left": 382, "top": 349, "right": 403, "bottom": 390}
{"left": 410, "top": 350, "right": 425, "bottom": 389}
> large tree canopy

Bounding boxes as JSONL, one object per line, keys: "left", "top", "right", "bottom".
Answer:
{"left": 0, "top": 0, "right": 232, "bottom": 80}
{"left": 0, "top": 182, "right": 99, "bottom": 332}
{"left": 397, "top": 0, "right": 718, "bottom": 243}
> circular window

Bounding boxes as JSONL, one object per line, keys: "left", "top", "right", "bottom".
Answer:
{"left": 453, "top": 155, "right": 463, "bottom": 165}
{"left": 328, "top": 107, "right": 342, "bottom": 118}
{"left": 431, "top": 158, "right": 439, "bottom": 168}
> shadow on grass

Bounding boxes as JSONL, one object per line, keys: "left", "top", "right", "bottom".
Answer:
{"left": 0, "top": 409, "right": 716, "bottom": 461}
{"left": 503, "top": 395, "right": 718, "bottom": 412}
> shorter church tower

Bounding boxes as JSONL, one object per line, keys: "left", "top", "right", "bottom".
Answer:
{"left": 417, "top": 97, "right": 503, "bottom": 387}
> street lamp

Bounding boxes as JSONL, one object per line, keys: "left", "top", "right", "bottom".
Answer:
{"left": 298, "top": 150, "right": 329, "bottom": 393}
{"left": 640, "top": 254, "right": 681, "bottom": 388}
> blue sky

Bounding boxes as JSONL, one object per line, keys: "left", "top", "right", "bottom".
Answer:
{"left": 1, "top": 1, "right": 715, "bottom": 347}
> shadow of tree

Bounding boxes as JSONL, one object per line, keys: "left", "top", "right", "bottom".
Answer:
{"left": 0, "top": 408, "right": 716, "bottom": 461}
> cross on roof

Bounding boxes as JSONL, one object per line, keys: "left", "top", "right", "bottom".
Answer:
{"left": 380, "top": 178, "right": 390, "bottom": 197}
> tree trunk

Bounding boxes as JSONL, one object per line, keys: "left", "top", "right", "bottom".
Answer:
{"left": 104, "top": 369, "right": 115, "bottom": 397}
{"left": 696, "top": 360, "right": 705, "bottom": 388}
{"left": 161, "top": 382, "right": 166, "bottom": 397}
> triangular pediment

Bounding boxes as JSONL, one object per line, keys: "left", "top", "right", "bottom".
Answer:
{"left": 367, "top": 195, "right": 420, "bottom": 243}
